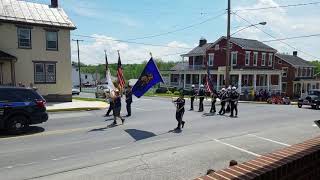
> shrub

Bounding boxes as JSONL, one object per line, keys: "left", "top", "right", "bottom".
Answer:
{"left": 173, "top": 91, "right": 180, "bottom": 95}
{"left": 166, "top": 90, "right": 172, "bottom": 94}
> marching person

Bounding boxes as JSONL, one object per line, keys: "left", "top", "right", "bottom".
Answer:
{"left": 112, "top": 89, "right": 125, "bottom": 125}
{"left": 218, "top": 88, "right": 227, "bottom": 115}
{"left": 230, "top": 87, "right": 240, "bottom": 117}
{"left": 125, "top": 85, "right": 133, "bottom": 117}
{"left": 225, "top": 86, "right": 232, "bottom": 113}
{"left": 189, "top": 85, "right": 196, "bottom": 111}
{"left": 105, "top": 89, "right": 113, "bottom": 117}
{"left": 198, "top": 84, "right": 205, "bottom": 112}
{"left": 210, "top": 90, "right": 217, "bottom": 114}
{"left": 173, "top": 92, "right": 185, "bottom": 131}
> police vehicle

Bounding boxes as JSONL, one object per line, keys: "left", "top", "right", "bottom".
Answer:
{"left": 0, "top": 87, "right": 48, "bottom": 133}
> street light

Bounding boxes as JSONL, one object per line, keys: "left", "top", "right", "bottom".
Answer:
{"left": 231, "top": 22, "right": 267, "bottom": 36}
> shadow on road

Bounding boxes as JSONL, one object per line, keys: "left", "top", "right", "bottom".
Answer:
{"left": 0, "top": 126, "right": 45, "bottom": 138}
{"left": 124, "top": 129, "right": 156, "bottom": 141}
{"left": 89, "top": 123, "right": 119, "bottom": 132}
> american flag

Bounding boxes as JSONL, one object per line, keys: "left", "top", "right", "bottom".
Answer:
{"left": 117, "top": 51, "right": 125, "bottom": 89}
{"left": 205, "top": 65, "right": 214, "bottom": 93}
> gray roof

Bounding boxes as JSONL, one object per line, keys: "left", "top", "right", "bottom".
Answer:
{"left": 0, "top": 0, "right": 76, "bottom": 29}
{"left": 171, "top": 62, "right": 188, "bottom": 71}
{"left": 228, "top": 37, "right": 277, "bottom": 52}
{"left": 182, "top": 43, "right": 213, "bottom": 57}
{"left": 0, "top": 50, "right": 16, "bottom": 60}
{"left": 276, "top": 54, "right": 314, "bottom": 67}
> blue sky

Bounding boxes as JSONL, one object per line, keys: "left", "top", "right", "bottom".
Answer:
{"left": 28, "top": 0, "right": 320, "bottom": 64}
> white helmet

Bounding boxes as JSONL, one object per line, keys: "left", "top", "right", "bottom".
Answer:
{"left": 227, "top": 87, "right": 231, "bottom": 90}
{"left": 191, "top": 85, "right": 195, "bottom": 88}
{"left": 200, "top": 84, "right": 204, "bottom": 88}
{"left": 232, "top": 87, "right": 237, "bottom": 90}
{"left": 221, "top": 88, "right": 226, "bottom": 91}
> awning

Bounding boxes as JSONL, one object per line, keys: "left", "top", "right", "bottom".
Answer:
{"left": 0, "top": 50, "right": 17, "bottom": 61}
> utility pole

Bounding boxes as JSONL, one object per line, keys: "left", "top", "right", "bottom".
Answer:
{"left": 72, "top": 39, "right": 83, "bottom": 92}
{"left": 225, "top": 0, "right": 231, "bottom": 87}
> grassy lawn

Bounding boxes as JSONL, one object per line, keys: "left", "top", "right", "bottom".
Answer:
{"left": 73, "top": 97, "right": 106, "bottom": 102}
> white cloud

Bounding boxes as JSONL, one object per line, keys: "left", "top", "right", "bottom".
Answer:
{"left": 233, "top": 0, "right": 320, "bottom": 60}
{"left": 71, "top": 34, "right": 191, "bottom": 65}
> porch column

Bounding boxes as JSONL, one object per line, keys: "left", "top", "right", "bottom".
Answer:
{"left": 253, "top": 73, "right": 257, "bottom": 91}
{"left": 183, "top": 73, "right": 186, "bottom": 89}
{"left": 178, "top": 74, "right": 181, "bottom": 87}
{"left": 192, "top": 57, "right": 195, "bottom": 70}
{"left": 168, "top": 74, "right": 171, "bottom": 86}
{"left": 217, "top": 74, "right": 220, "bottom": 90}
{"left": 10, "top": 61, "right": 16, "bottom": 86}
{"left": 238, "top": 73, "right": 242, "bottom": 94}
{"left": 267, "top": 74, "right": 270, "bottom": 91}
{"left": 198, "top": 74, "right": 201, "bottom": 87}
{"left": 279, "top": 73, "right": 282, "bottom": 93}
{"left": 190, "top": 74, "right": 193, "bottom": 86}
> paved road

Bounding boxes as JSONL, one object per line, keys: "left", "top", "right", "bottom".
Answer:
{"left": 0, "top": 97, "right": 320, "bottom": 180}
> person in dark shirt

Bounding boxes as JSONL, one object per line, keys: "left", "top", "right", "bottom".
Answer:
{"left": 112, "top": 89, "right": 125, "bottom": 125}
{"left": 210, "top": 90, "right": 217, "bottom": 114}
{"left": 230, "top": 87, "right": 240, "bottom": 117}
{"left": 173, "top": 93, "right": 185, "bottom": 131}
{"left": 189, "top": 85, "right": 196, "bottom": 111}
{"left": 198, "top": 85, "right": 205, "bottom": 112}
{"left": 105, "top": 89, "right": 113, "bottom": 117}
{"left": 218, "top": 88, "right": 227, "bottom": 115}
{"left": 125, "top": 85, "right": 133, "bottom": 117}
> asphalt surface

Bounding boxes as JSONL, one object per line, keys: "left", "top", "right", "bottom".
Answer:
{"left": 1, "top": 97, "right": 320, "bottom": 180}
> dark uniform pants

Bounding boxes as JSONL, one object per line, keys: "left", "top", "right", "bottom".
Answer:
{"left": 106, "top": 102, "right": 114, "bottom": 115}
{"left": 219, "top": 101, "right": 226, "bottom": 115}
{"left": 210, "top": 100, "right": 216, "bottom": 113}
{"left": 190, "top": 97, "right": 195, "bottom": 110}
{"left": 176, "top": 110, "right": 185, "bottom": 129}
{"left": 126, "top": 102, "right": 132, "bottom": 116}
{"left": 230, "top": 101, "right": 238, "bottom": 116}
{"left": 199, "top": 97, "right": 204, "bottom": 111}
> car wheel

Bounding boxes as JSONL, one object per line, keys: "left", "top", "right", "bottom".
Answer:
{"left": 312, "top": 105, "right": 316, "bottom": 109}
{"left": 298, "top": 104, "right": 302, "bottom": 108}
{"left": 316, "top": 104, "right": 320, "bottom": 110}
{"left": 6, "top": 115, "right": 28, "bottom": 134}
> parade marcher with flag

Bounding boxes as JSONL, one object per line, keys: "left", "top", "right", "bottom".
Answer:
{"left": 197, "top": 85, "right": 205, "bottom": 112}
{"left": 218, "top": 88, "right": 227, "bottom": 115}
{"left": 105, "top": 89, "right": 114, "bottom": 117}
{"left": 117, "top": 50, "right": 126, "bottom": 92}
{"left": 125, "top": 85, "right": 133, "bottom": 117}
{"left": 189, "top": 85, "right": 196, "bottom": 111}
{"left": 210, "top": 90, "right": 218, "bottom": 114}
{"left": 172, "top": 92, "right": 185, "bottom": 131}
{"left": 112, "top": 89, "right": 125, "bottom": 125}
{"left": 230, "top": 87, "right": 240, "bottom": 117}
{"left": 225, "top": 86, "right": 232, "bottom": 113}
{"left": 104, "top": 50, "right": 116, "bottom": 117}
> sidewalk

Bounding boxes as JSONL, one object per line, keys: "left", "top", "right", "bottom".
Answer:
{"left": 46, "top": 99, "right": 108, "bottom": 112}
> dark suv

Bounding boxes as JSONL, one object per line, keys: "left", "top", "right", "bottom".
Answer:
{"left": 298, "top": 90, "right": 320, "bottom": 110}
{"left": 0, "top": 87, "right": 48, "bottom": 132}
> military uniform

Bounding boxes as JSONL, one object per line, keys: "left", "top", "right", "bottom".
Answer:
{"left": 190, "top": 87, "right": 196, "bottom": 110}
{"left": 198, "top": 88, "right": 205, "bottom": 112}
{"left": 173, "top": 97, "right": 185, "bottom": 130}
{"left": 112, "top": 93, "right": 125, "bottom": 125}
{"left": 210, "top": 91, "right": 217, "bottom": 113}
{"left": 230, "top": 89, "right": 240, "bottom": 117}
{"left": 106, "top": 98, "right": 114, "bottom": 116}
{"left": 218, "top": 90, "right": 227, "bottom": 115}
{"left": 125, "top": 87, "right": 133, "bottom": 117}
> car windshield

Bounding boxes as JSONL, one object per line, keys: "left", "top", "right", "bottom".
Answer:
{"left": 309, "top": 91, "right": 320, "bottom": 96}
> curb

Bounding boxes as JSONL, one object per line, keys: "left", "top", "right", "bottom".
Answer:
{"left": 47, "top": 107, "right": 106, "bottom": 113}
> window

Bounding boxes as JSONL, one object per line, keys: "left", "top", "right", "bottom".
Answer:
{"left": 18, "top": 27, "right": 31, "bottom": 48}
{"left": 268, "top": 53, "right": 273, "bottom": 66}
{"left": 208, "top": 53, "right": 214, "bottom": 66}
{"left": 282, "top": 67, "right": 288, "bottom": 77}
{"left": 253, "top": 52, "right": 258, "bottom": 66}
{"left": 34, "top": 62, "right": 56, "bottom": 84}
{"left": 309, "top": 68, "right": 312, "bottom": 77}
{"left": 85, "top": 75, "right": 88, "bottom": 79}
{"left": 278, "top": 58, "right": 282, "bottom": 64}
{"left": 245, "top": 51, "right": 250, "bottom": 66}
{"left": 214, "top": 44, "right": 219, "bottom": 50}
{"left": 231, "top": 52, "right": 237, "bottom": 66}
{"left": 261, "top": 53, "right": 266, "bottom": 66}
{"left": 46, "top": 31, "right": 58, "bottom": 50}
{"left": 282, "top": 83, "right": 287, "bottom": 93}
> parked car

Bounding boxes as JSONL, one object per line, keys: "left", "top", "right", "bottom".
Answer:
{"left": 72, "top": 88, "right": 80, "bottom": 95}
{"left": 0, "top": 87, "right": 48, "bottom": 133}
{"left": 298, "top": 89, "right": 320, "bottom": 109}
{"left": 95, "top": 84, "right": 110, "bottom": 98}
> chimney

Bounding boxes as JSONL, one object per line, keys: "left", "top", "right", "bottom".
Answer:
{"left": 199, "top": 38, "right": 207, "bottom": 47}
{"left": 293, "top": 51, "right": 298, "bottom": 57}
{"left": 51, "top": 0, "right": 58, "bottom": 8}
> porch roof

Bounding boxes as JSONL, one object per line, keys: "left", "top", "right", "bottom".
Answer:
{"left": 0, "top": 50, "right": 16, "bottom": 61}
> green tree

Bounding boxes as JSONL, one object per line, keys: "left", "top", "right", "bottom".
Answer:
{"left": 311, "top": 61, "right": 320, "bottom": 74}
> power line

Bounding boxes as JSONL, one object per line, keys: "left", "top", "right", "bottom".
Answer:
{"left": 235, "top": 1, "right": 320, "bottom": 11}
{"left": 262, "top": 34, "right": 320, "bottom": 42}
{"left": 232, "top": 12, "right": 320, "bottom": 60}
{"left": 72, "top": 34, "right": 192, "bottom": 50}
{"left": 126, "top": 11, "right": 226, "bottom": 41}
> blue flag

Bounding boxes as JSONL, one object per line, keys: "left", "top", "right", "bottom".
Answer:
{"left": 132, "top": 58, "right": 164, "bottom": 98}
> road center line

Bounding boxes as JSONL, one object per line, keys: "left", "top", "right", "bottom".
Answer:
{"left": 134, "top": 107, "right": 146, "bottom": 111}
{"left": 213, "top": 139, "right": 261, "bottom": 157}
{"left": 248, "top": 134, "right": 290, "bottom": 147}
